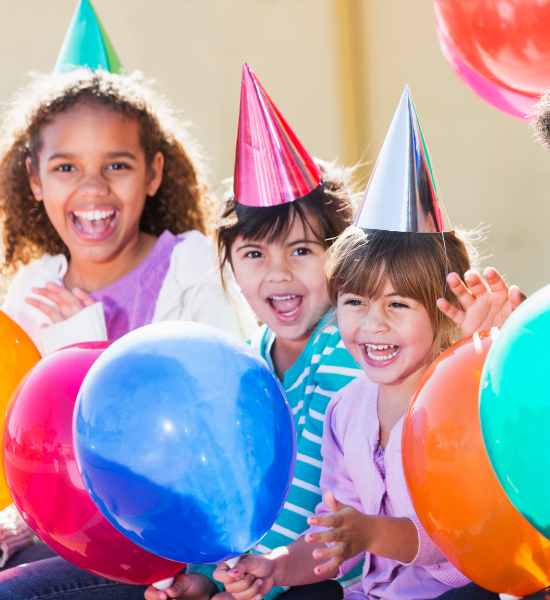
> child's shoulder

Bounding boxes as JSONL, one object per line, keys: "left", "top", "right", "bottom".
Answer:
{"left": 5, "top": 253, "right": 67, "bottom": 299}
{"left": 327, "top": 373, "right": 378, "bottom": 434}
{"left": 167, "top": 230, "right": 217, "bottom": 284}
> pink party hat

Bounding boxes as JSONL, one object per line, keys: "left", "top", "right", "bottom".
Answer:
{"left": 234, "top": 64, "right": 322, "bottom": 207}
{"left": 356, "top": 86, "right": 450, "bottom": 233}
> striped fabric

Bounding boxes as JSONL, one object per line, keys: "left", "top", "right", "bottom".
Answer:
{"left": 190, "top": 311, "right": 363, "bottom": 596}
{"left": 255, "top": 312, "right": 364, "bottom": 598}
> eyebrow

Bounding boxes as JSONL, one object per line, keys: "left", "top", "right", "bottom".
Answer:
{"left": 235, "top": 242, "right": 263, "bottom": 252}
{"left": 286, "top": 238, "right": 324, "bottom": 247}
{"left": 47, "top": 151, "right": 138, "bottom": 162}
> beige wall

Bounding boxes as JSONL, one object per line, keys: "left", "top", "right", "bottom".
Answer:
{"left": 1, "top": 1, "right": 547, "bottom": 293}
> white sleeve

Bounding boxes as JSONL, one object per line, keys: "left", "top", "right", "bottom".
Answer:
{"left": 39, "top": 303, "right": 108, "bottom": 355}
{"left": 153, "top": 231, "right": 258, "bottom": 342}
{"left": 2, "top": 254, "right": 108, "bottom": 355}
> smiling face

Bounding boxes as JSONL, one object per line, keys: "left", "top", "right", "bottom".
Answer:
{"left": 230, "top": 213, "right": 330, "bottom": 343}
{"left": 27, "top": 101, "right": 163, "bottom": 266}
{"left": 337, "top": 278, "right": 436, "bottom": 388}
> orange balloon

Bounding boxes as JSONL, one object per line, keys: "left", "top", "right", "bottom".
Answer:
{"left": 0, "top": 311, "right": 41, "bottom": 509}
{"left": 403, "top": 333, "right": 550, "bottom": 596}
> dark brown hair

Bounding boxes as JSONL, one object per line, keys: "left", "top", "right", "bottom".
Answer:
{"left": 533, "top": 90, "right": 550, "bottom": 149}
{"left": 326, "top": 227, "right": 472, "bottom": 350}
{"left": 0, "top": 69, "right": 213, "bottom": 272}
{"left": 216, "top": 160, "right": 356, "bottom": 273}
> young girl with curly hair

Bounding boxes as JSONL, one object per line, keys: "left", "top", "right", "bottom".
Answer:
{"left": 0, "top": 68, "right": 254, "bottom": 356}
{"left": 0, "top": 67, "right": 255, "bottom": 600}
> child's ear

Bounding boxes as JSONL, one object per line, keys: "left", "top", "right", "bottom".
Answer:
{"left": 146, "top": 151, "right": 164, "bottom": 198}
{"left": 25, "top": 157, "right": 43, "bottom": 201}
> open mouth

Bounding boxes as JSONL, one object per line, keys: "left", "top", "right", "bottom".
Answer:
{"left": 70, "top": 208, "right": 118, "bottom": 240}
{"left": 267, "top": 293, "right": 303, "bottom": 322}
{"left": 362, "top": 343, "right": 400, "bottom": 365}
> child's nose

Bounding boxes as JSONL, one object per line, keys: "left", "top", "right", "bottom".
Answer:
{"left": 266, "top": 258, "right": 292, "bottom": 283}
{"left": 361, "top": 308, "right": 389, "bottom": 334}
{"left": 79, "top": 174, "right": 110, "bottom": 197}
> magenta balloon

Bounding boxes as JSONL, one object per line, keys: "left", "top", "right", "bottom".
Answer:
{"left": 437, "top": 25, "right": 538, "bottom": 119}
{"left": 4, "top": 343, "right": 184, "bottom": 585}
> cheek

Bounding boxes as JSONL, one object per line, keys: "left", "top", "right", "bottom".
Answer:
{"left": 232, "top": 264, "right": 260, "bottom": 301}
{"left": 336, "top": 310, "right": 355, "bottom": 345}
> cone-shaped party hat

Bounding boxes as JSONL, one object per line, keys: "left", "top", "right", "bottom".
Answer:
{"left": 356, "top": 86, "right": 449, "bottom": 233}
{"left": 55, "top": 0, "right": 122, "bottom": 74}
{"left": 234, "top": 64, "right": 322, "bottom": 207}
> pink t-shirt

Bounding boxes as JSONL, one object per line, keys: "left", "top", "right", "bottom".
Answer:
{"left": 313, "top": 373, "right": 469, "bottom": 600}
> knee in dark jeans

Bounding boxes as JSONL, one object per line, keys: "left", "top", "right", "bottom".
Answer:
{"left": 279, "top": 580, "right": 343, "bottom": 600}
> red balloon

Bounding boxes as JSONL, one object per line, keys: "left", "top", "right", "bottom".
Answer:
{"left": 4, "top": 343, "right": 184, "bottom": 585}
{"left": 436, "top": 21, "right": 538, "bottom": 119}
{"left": 435, "top": 0, "right": 550, "bottom": 96}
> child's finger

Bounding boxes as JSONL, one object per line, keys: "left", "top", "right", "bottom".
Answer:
{"left": 72, "top": 287, "right": 95, "bottom": 306}
{"left": 305, "top": 527, "right": 339, "bottom": 546}
{"left": 45, "top": 283, "right": 86, "bottom": 311}
{"left": 213, "top": 563, "right": 235, "bottom": 584}
{"left": 32, "top": 286, "right": 81, "bottom": 314}
{"left": 446, "top": 272, "right": 474, "bottom": 308}
{"left": 25, "top": 297, "right": 61, "bottom": 323}
{"left": 307, "top": 510, "right": 342, "bottom": 530}
{"left": 225, "top": 574, "right": 256, "bottom": 592}
{"left": 312, "top": 542, "right": 343, "bottom": 563}
{"left": 463, "top": 270, "right": 490, "bottom": 298}
{"left": 323, "top": 490, "right": 344, "bottom": 513}
{"left": 483, "top": 267, "right": 508, "bottom": 295}
{"left": 231, "top": 578, "right": 263, "bottom": 600}
{"left": 144, "top": 587, "right": 167, "bottom": 600}
{"left": 436, "top": 298, "right": 464, "bottom": 325}
{"left": 233, "top": 555, "right": 268, "bottom": 579}
{"left": 313, "top": 554, "right": 341, "bottom": 577}
{"left": 509, "top": 285, "right": 527, "bottom": 310}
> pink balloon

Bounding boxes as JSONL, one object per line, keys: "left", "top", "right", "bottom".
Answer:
{"left": 4, "top": 343, "right": 184, "bottom": 585}
{"left": 437, "top": 25, "right": 539, "bottom": 120}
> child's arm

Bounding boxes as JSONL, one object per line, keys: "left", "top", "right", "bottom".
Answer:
{"left": 436, "top": 267, "right": 525, "bottom": 336}
{"left": 227, "top": 538, "right": 338, "bottom": 596}
{"left": 306, "top": 491, "right": 418, "bottom": 576}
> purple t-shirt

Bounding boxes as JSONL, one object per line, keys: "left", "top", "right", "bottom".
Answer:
{"left": 91, "top": 231, "right": 181, "bottom": 341}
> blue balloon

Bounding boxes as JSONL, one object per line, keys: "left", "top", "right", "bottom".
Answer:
{"left": 480, "top": 284, "right": 550, "bottom": 540}
{"left": 74, "top": 322, "right": 295, "bottom": 564}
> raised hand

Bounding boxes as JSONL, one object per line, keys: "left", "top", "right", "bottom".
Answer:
{"left": 436, "top": 267, "right": 526, "bottom": 338}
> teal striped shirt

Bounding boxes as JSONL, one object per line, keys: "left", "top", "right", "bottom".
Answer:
{"left": 190, "top": 312, "right": 363, "bottom": 596}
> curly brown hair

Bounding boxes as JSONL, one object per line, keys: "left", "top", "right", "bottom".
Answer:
{"left": 0, "top": 69, "right": 214, "bottom": 273}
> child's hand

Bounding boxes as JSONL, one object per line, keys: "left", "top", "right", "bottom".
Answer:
{"left": 305, "top": 491, "right": 370, "bottom": 577}
{"left": 214, "top": 561, "right": 267, "bottom": 600}
{"left": 436, "top": 267, "right": 526, "bottom": 338}
{"left": 144, "top": 573, "right": 218, "bottom": 600}
{"left": 26, "top": 282, "right": 95, "bottom": 323}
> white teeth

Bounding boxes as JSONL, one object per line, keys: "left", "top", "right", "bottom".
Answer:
{"left": 73, "top": 209, "right": 115, "bottom": 221}
{"left": 270, "top": 294, "right": 298, "bottom": 301}
{"left": 364, "top": 343, "right": 399, "bottom": 362}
